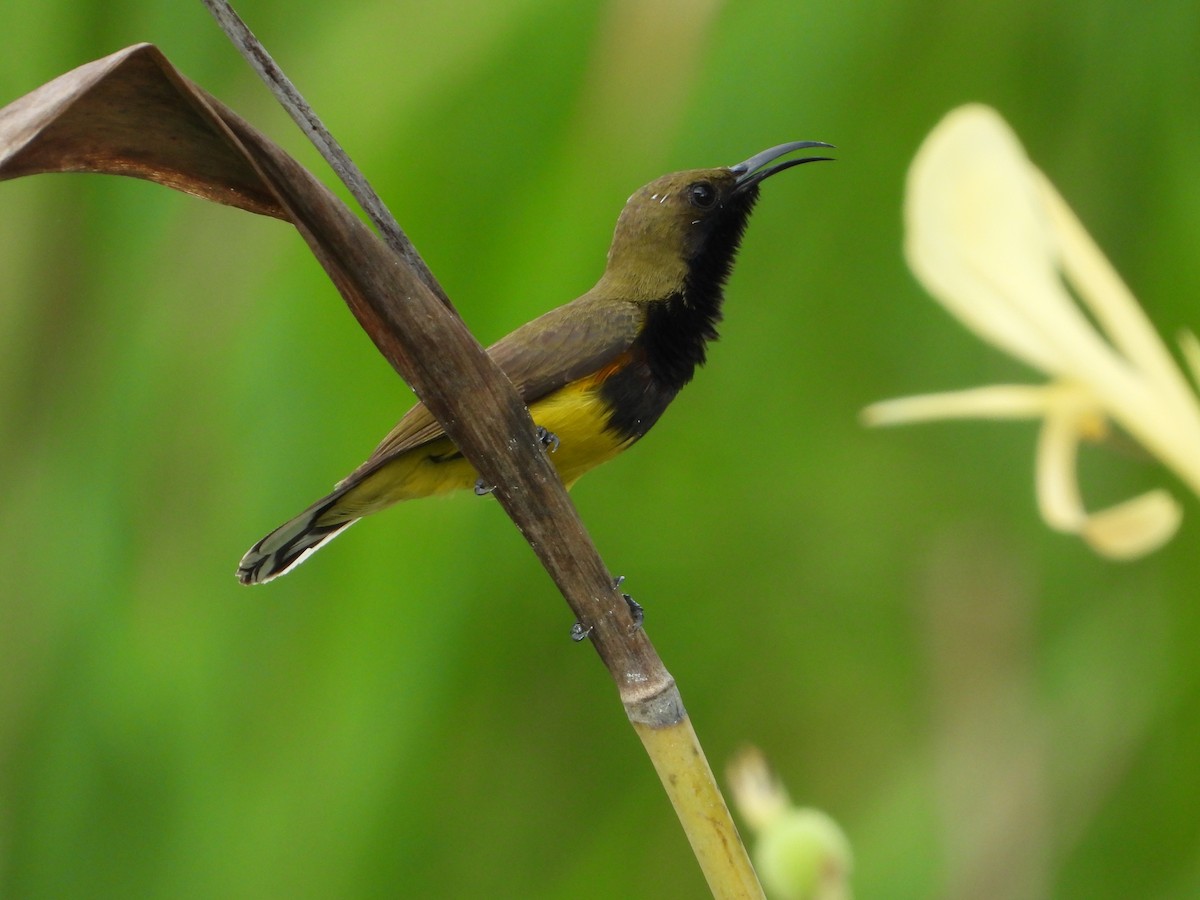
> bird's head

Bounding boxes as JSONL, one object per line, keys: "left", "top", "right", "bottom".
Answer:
{"left": 601, "top": 141, "right": 833, "bottom": 300}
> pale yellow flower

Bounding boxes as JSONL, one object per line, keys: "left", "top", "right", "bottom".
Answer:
{"left": 863, "top": 104, "right": 1200, "bottom": 559}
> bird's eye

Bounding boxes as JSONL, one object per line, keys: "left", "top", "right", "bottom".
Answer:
{"left": 687, "top": 181, "right": 717, "bottom": 210}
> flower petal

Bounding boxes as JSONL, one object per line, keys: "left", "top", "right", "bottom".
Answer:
{"left": 1179, "top": 330, "right": 1200, "bottom": 395}
{"left": 1081, "top": 490, "right": 1182, "bottom": 560}
{"left": 861, "top": 384, "right": 1056, "bottom": 426}
{"left": 1039, "top": 172, "right": 1196, "bottom": 414}
{"left": 1035, "top": 403, "right": 1088, "bottom": 533}
{"left": 906, "top": 106, "right": 1078, "bottom": 376}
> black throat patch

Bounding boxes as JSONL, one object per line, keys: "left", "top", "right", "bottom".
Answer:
{"left": 641, "top": 187, "right": 760, "bottom": 392}
{"left": 599, "top": 188, "right": 760, "bottom": 442}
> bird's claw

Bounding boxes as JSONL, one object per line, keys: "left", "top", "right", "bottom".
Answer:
{"left": 623, "top": 594, "right": 644, "bottom": 629}
{"left": 536, "top": 426, "right": 560, "bottom": 453}
{"left": 570, "top": 621, "right": 593, "bottom": 642}
{"left": 474, "top": 479, "right": 495, "bottom": 496}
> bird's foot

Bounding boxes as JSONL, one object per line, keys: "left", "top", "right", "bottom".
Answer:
{"left": 536, "top": 426, "right": 560, "bottom": 453}
{"left": 570, "top": 577, "right": 642, "bottom": 641}
{"left": 615, "top": 575, "right": 644, "bottom": 629}
{"left": 475, "top": 427, "right": 560, "bottom": 496}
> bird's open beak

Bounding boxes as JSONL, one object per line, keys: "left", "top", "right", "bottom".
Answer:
{"left": 731, "top": 140, "right": 834, "bottom": 190}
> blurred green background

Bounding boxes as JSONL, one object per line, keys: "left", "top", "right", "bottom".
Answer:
{"left": 3, "top": 1, "right": 1200, "bottom": 897}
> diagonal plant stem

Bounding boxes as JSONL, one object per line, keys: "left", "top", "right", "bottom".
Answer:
{"left": 194, "top": 4, "right": 762, "bottom": 895}
{"left": 199, "top": 0, "right": 450, "bottom": 308}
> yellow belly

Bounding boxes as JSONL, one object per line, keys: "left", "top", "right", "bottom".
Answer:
{"left": 336, "top": 378, "right": 629, "bottom": 518}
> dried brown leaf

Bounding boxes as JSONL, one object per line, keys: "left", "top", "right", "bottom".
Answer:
{"left": 0, "top": 43, "right": 284, "bottom": 218}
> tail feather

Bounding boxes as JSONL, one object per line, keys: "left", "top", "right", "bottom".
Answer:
{"left": 237, "top": 493, "right": 359, "bottom": 585}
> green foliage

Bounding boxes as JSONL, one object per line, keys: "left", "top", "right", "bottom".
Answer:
{"left": 2, "top": 1, "right": 1200, "bottom": 896}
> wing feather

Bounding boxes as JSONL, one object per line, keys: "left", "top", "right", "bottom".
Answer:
{"left": 347, "top": 291, "right": 643, "bottom": 476}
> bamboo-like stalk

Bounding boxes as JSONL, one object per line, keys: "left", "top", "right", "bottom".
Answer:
{"left": 635, "top": 714, "right": 765, "bottom": 896}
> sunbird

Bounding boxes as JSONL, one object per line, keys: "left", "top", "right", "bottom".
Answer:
{"left": 238, "top": 141, "right": 832, "bottom": 584}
